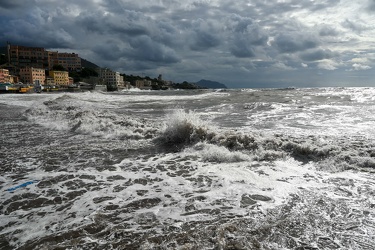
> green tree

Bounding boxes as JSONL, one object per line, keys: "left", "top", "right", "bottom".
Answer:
{"left": 81, "top": 67, "right": 98, "bottom": 78}
{"left": 52, "top": 64, "right": 66, "bottom": 71}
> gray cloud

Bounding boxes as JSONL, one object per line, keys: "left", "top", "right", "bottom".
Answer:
{"left": 0, "top": 0, "right": 374, "bottom": 87}
{"left": 367, "top": 0, "right": 375, "bottom": 12}
{"left": 0, "top": 0, "right": 31, "bottom": 9}
{"left": 341, "top": 19, "right": 369, "bottom": 34}
{"left": 127, "top": 35, "right": 180, "bottom": 63}
{"left": 226, "top": 15, "right": 268, "bottom": 58}
{"left": 319, "top": 26, "right": 340, "bottom": 37}
{"left": 188, "top": 19, "right": 222, "bottom": 51}
{"left": 300, "top": 49, "right": 336, "bottom": 61}
{"left": 273, "top": 33, "right": 319, "bottom": 53}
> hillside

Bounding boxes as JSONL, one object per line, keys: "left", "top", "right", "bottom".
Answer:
{"left": 196, "top": 79, "right": 227, "bottom": 89}
{"left": 81, "top": 58, "right": 100, "bottom": 69}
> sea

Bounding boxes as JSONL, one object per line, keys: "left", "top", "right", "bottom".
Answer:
{"left": 1, "top": 87, "right": 375, "bottom": 250}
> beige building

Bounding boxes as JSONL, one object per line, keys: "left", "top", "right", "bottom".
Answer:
{"left": 0, "top": 68, "right": 10, "bottom": 83}
{"left": 98, "top": 68, "right": 124, "bottom": 87}
{"left": 135, "top": 79, "right": 152, "bottom": 89}
{"left": 49, "top": 70, "right": 69, "bottom": 86}
{"left": 45, "top": 76, "right": 54, "bottom": 85}
{"left": 19, "top": 67, "right": 46, "bottom": 84}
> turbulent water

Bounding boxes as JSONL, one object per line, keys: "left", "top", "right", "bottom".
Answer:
{"left": 1, "top": 87, "right": 375, "bottom": 250}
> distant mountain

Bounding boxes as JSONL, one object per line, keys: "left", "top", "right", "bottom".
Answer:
{"left": 196, "top": 79, "right": 227, "bottom": 89}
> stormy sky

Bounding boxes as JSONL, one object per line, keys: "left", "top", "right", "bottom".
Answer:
{"left": 1, "top": 0, "right": 375, "bottom": 88}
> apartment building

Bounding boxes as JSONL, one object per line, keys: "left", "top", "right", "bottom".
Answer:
{"left": 7, "top": 43, "right": 81, "bottom": 72}
{"left": 48, "top": 51, "right": 81, "bottom": 71}
{"left": 49, "top": 70, "right": 70, "bottom": 86}
{"left": 19, "top": 67, "right": 46, "bottom": 84}
{"left": 135, "top": 79, "right": 152, "bottom": 89}
{"left": 8, "top": 45, "right": 49, "bottom": 71}
{"left": 98, "top": 68, "right": 124, "bottom": 87}
{"left": 0, "top": 69, "right": 10, "bottom": 83}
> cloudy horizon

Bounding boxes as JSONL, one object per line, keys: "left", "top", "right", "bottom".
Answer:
{"left": 1, "top": 0, "right": 375, "bottom": 88}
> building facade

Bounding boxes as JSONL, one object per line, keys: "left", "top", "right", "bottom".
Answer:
{"left": 0, "top": 69, "right": 10, "bottom": 83}
{"left": 7, "top": 43, "right": 81, "bottom": 72}
{"left": 49, "top": 71, "right": 69, "bottom": 86}
{"left": 135, "top": 79, "right": 152, "bottom": 89}
{"left": 8, "top": 45, "right": 49, "bottom": 71}
{"left": 48, "top": 51, "right": 81, "bottom": 71}
{"left": 98, "top": 68, "right": 124, "bottom": 87}
{"left": 19, "top": 67, "right": 46, "bottom": 84}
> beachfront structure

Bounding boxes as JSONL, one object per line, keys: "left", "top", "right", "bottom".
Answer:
{"left": 45, "top": 76, "right": 54, "bottom": 85}
{"left": 135, "top": 79, "right": 152, "bottom": 89}
{"left": 49, "top": 70, "right": 70, "bottom": 86}
{"left": 98, "top": 68, "right": 124, "bottom": 87}
{"left": 19, "top": 67, "right": 45, "bottom": 85}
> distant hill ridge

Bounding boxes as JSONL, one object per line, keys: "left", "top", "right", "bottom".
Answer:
{"left": 81, "top": 58, "right": 99, "bottom": 69}
{"left": 196, "top": 79, "right": 227, "bottom": 89}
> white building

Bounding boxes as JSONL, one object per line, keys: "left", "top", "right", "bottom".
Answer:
{"left": 98, "top": 68, "right": 124, "bottom": 88}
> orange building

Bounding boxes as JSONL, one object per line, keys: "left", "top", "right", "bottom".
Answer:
{"left": 0, "top": 68, "right": 10, "bottom": 83}
{"left": 19, "top": 67, "right": 46, "bottom": 84}
{"left": 9, "top": 45, "right": 49, "bottom": 70}
{"left": 49, "top": 70, "right": 70, "bottom": 86}
{"left": 7, "top": 43, "right": 81, "bottom": 72}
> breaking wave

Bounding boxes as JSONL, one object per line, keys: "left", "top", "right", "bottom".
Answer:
{"left": 157, "top": 109, "right": 375, "bottom": 171}
{"left": 25, "top": 94, "right": 158, "bottom": 139}
{"left": 2, "top": 88, "right": 375, "bottom": 249}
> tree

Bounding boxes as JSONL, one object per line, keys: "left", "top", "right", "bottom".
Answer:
{"left": 81, "top": 67, "right": 98, "bottom": 78}
{"left": 52, "top": 64, "right": 66, "bottom": 71}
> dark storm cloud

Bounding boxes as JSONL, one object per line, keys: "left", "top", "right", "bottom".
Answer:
{"left": 273, "top": 33, "right": 319, "bottom": 53}
{"left": 92, "top": 42, "right": 123, "bottom": 61}
{"left": 300, "top": 49, "right": 336, "bottom": 62}
{"left": 127, "top": 36, "right": 180, "bottom": 63}
{"left": 230, "top": 41, "right": 256, "bottom": 58}
{"left": 1, "top": 0, "right": 374, "bottom": 87}
{"left": 73, "top": 7, "right": 182, "bottom": 65}
{"left": 367, "top": 0, "right": 375, "bottom": 12}
{"left": 0, "top": 13, "right": 74, "bottom": 49}
{"left": 226, "top": 15, "right": 268, "bottom": 58}
{"left": 189, "top": 19, "right": 221, "bottom": 51}
{"left": 76, "top": 10, "right": 150, "bottom": 36}
{"left": 0, "top": 0, "right": 31, "bottom": 9}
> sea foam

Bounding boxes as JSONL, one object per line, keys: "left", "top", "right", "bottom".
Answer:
{"left": 25, "top": 94, "right": 158, "bottom": 139}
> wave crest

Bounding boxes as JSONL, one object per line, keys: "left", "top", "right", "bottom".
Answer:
{"left": 157, "top": 109, "right": 216, "bottom": 147}
{"left": 25, "top": 95, "right": 157, "bottom": 139}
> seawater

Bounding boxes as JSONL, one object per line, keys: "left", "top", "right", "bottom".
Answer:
{"left": 1, "top": 87, "right": 375, "bottom": 249}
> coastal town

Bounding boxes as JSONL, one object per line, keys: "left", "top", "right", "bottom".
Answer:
{"left": 0, "top": 42, "right": 200, "bottom": 93}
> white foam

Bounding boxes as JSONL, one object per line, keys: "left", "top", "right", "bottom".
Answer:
{"left": 3, "top": 88, "right": 375, "bottom": 248}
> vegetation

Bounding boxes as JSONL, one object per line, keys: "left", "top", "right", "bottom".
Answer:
{"left": 81, "top": 68, "right": 98, "bottom": 78}
{"left": 0, "top": 54, "right": 6, "bottom": 65}
{"left": 171, "top": 81, "right": 203, "bottom": 89}
{"left": 69, "top": 67, "right": 99, "bottom": 82}
{"left": 52, "top": 64, "right": 66, "bottom": 71}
